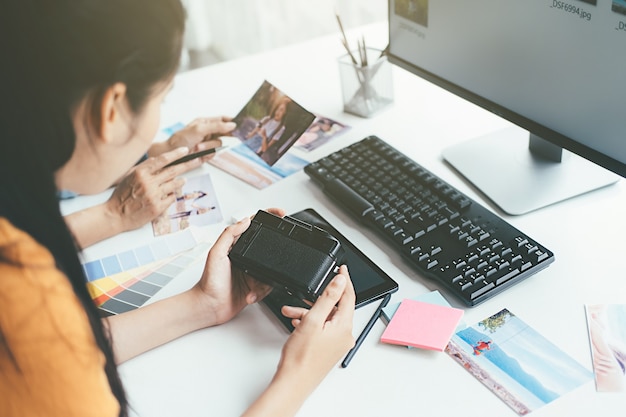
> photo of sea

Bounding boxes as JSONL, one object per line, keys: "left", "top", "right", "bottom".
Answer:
{"left": 613, "top": 0, "right": 626, "bottom": 15}
{"left": 446, "top": 309, "right": 592, "bottom": 415}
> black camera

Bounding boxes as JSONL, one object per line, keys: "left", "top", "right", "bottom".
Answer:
{"left": 228, "top": 210, "right": 345, "bottom": 302}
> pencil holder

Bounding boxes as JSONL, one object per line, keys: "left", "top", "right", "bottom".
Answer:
{"left": 338, "top": 48, "right": 394, "bottom": 118}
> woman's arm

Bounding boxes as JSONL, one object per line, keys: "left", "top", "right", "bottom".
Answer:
{"left": 104, "top": 212, "right": 356, "bottom": 417}
{"left": 104, "top": 216, "right": 273, "bottom": 363}
{"left": 149, "top": 116, "right": 234, "bottom": 156}
{"left": 65, "top": 147, "right": 199, "bottom": 249}
{"left": 66, "top": 118, "right": 234, "bottom": 249}
{"left": 246, "top": 116, "right": 268, "bottom": 139}
{"left": 104, "top": 286, "right": 212, "bottom": 363}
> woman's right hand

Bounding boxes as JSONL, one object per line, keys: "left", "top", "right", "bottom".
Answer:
{"left": 279, "top": 266, "right": 355, "bottom": 379}
{"left": 241, "top": 266, "right": 355, "bottom": 417}
{"left": 67, "top": 147, "right": 204, "bottom": 249}
{"left": 105, "top": 147, "right": 202, "bottom": 233}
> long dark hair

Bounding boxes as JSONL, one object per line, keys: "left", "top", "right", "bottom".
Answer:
{"left": 0, "top": 1, "right": 185, "bottom": 415}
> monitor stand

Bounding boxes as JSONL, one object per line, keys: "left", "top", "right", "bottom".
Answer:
{"left": 442, "top": 126, "right": 620, "bottom": 215}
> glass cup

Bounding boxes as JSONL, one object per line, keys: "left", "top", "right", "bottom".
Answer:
{"left": 338, "top": 47, "right": 394, "bottom": 118}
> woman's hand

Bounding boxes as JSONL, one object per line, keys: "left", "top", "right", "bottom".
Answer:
{"left": 68, "top": 146, "right": 207, "bottom": 249}
{"left": 104, "top": 147, "right": 206, "bottom": 234}
{"left": 150, "top": 116, "right": 236, "bottom": 161}
{"left": 241, "top": 266, "right": 355, "bottom": 417}
{"left": 67, "top": 116, "right": 234, "bottom": 249}
{"left": 110, "top": 116, "right": 235, "bottom": 231}
{"left": 278, "top": 266, "right": 355, "bottom": 384}
{"left": 192, "top": 208, "right": 286, "bottom": 327}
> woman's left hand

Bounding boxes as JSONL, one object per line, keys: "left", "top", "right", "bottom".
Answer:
{"left": 192, "top": 208, "right": 286, "bottom": 326}
{"left": 151, "top": 116, "right": 236, "bottom": 162}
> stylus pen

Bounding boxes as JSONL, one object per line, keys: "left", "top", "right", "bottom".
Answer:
{"left": 341, "top": 293, "right": 392, "bottom": 368}
{"left": 163, "top": 145, "right": 227, "bottom": 168}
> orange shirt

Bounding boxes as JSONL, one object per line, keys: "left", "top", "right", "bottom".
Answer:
{"left": 0, "top": 218, "right": 119, "bottom": 417}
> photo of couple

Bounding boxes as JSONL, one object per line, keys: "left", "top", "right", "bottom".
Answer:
{"left": 209, "top": 80, "right": 348, "bottom": 189}
{"left": 233, "top": 80, "right": 315, "bottom": 166}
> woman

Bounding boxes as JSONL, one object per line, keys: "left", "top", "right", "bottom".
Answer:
{"left": 0, "top": 1, "right": 355, "bottom": 416}
{"left": 244, "top": 98, "right": 289, "bottom": 155}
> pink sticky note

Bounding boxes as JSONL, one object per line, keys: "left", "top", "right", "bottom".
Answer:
{"left": 380, "top": 299, "right": 464, "bottom": 351}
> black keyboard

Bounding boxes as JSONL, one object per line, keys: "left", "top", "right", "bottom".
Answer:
{"left": 304, "top": 136, "right": 554, "bottom": 306}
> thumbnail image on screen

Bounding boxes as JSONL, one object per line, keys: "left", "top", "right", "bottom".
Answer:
{"left": 394, "top": 0, "right": 429, "bottom": 27}
{"left": 613, "top": 0, "right": 626, "bottom": 15}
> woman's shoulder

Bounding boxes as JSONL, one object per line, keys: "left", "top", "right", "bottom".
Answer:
{"left": 0, "top": 217, "right": 120, "bottom": 416}
{"left": 0, "top": 217, "right": 87, "bottom": 339}
{"left": 0, "top": 217, "right": 84, "bottom": 331}
{"left": 0, "top": 218, "right": 57, "bottom": 269}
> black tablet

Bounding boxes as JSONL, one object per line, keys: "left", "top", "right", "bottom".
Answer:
{"left": 261, "top": 208, "right": 398, "bottom": 331}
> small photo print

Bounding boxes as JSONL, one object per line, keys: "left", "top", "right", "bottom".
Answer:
{"left": 294, "top": 115, "right": 350, "bottom": 152}
{"left": 151, "top": 173, "right": 222, "bottom": 236}
{"left": 445, "top": 308, "right": 592, "bottom": 415}
{"left": 232, "top": 80, "right": 315, "bottom": 166}
{"left": 585, "top": 304, "right": 626, "bottom": 392}
{"left": 395, "top": 0, "right": 429, "bottom": 28}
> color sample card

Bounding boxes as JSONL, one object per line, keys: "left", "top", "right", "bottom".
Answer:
{"left": 380, "top": 299, "right": 464, "bottom": 351}
{"left": 446, "top": 308, "right": 592, "bottom": 415}
{"left": 81, "top": 228, "right": 197, "bottom": 282}
{"left": 87, "top": 241, "right": 210, "bottom": 315}
{"left": 585, "top": 303, "right": 626, "bottom": 392}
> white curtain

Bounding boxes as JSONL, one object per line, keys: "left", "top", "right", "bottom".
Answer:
{"left": 181, "top": 0, "right": 386, "bottom": 61}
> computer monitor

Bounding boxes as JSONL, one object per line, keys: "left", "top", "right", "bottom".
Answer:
{"left": 388, "top": 0, "right": 624, "bottom": 215}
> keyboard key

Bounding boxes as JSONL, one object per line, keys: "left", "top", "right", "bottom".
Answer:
{"left": 469, "top": 281, "right": 495, "bottom": 300}
{"left": 496, "top": 268, "right": 521, "bottom": 285}
{"left": 324, "top": 178, "right": 373, "bottom": 216}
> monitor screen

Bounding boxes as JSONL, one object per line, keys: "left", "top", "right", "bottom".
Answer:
{"left": 388, "top": 0, "right": 625, "bottom": 214}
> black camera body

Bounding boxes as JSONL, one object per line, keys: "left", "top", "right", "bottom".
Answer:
{"left": 228, "top": 210, "right": 344, "bottom": 302}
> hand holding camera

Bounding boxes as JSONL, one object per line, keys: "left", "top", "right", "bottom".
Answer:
{"left": 228, "top": 210, "right": 346, "bottom": 303}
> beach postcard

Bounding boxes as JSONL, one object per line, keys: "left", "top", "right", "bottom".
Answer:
{"left": 445, "top": 308, "right": 592, "bottom": 415}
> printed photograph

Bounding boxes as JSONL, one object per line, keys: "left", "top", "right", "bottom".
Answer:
{"left": 232, "top": 80, "right": 315, "bottom": 166}
{"left": 445, "top": 308, "right": 592, "bottom": 415}
{"left": 395, "top": 0, "right": 429, "bottom": 28}
{"left": 151, "top": 173, "right": 222, "bottom": 236}
{"left": 209, "top": 143, "right": 309, "bottom": 190}
{"left": 613, "top": 0, "right": 626, "bottom": 15}
{"left": 585, "top": 304, "right": 626, "bottom": 392}
{"left": 294, "top": 115, "right": 350, "bottom": 152}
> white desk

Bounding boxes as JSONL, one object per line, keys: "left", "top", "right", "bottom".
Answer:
{"left": 62, "top": 22, "right": 626, "bottom": 417}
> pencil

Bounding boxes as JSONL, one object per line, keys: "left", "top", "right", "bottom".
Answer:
{"left": 164, "top": 145, "right": 227, "bottom": 168}
{"left": 341, "top": 293, "right": 392, "bottom": 368}
{"left": 336, "top": 13, "right": 359, "bottom": 66}
{"left": 361, "top": 36, "right": 368, "bottom": 67}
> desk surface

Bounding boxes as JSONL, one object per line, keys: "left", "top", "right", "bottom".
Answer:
{"left": 62, "top": 22, "right": 626, "bottom": 417}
